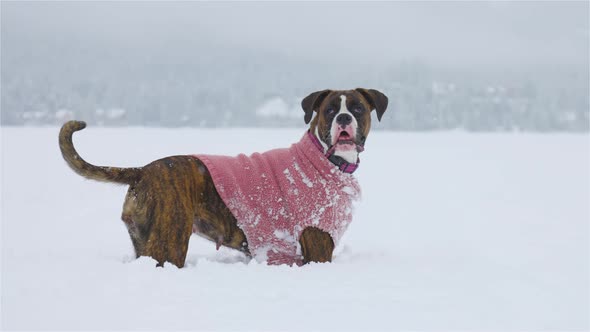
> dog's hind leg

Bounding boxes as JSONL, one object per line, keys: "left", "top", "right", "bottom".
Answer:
{"left": 126, "top": 156, "right": 202, "bottom": 268}
{"left": 143, "top": 202, "right": 193, "bottom": 268}
{"left": 141, "top": 193, "right": 195, "bottom": 268}
{"left": 121, "top": 187, "right": 152, "bottom": 259}
{"left": 121, "top": 213, "right": 143, "bottom": 259}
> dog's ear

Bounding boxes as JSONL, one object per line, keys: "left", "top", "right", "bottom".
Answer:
{"left": 355, "top": 88, "right": 389, "bottom": 121}
{"left": 301, "top": 89, "right": 331, "bottom": 124}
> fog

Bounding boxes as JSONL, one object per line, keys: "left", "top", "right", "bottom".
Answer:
{"left": 2, "top": 1, "right": 588, "bottom": 130}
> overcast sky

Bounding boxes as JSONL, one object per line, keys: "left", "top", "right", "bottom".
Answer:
{"left": 2, "top": 1, "right": 588, "bottom": 68}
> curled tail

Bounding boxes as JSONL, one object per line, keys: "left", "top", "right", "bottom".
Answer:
{"left": 59, "top": 120, "right": 142, "bottom": 185}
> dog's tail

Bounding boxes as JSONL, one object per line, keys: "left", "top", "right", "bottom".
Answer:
{"left": 59, "top": 120, "right": 142, "bottom": 185}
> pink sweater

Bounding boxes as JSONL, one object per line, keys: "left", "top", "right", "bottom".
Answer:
{"left": 195, "top": 132, "right": 361, "bottom": 266}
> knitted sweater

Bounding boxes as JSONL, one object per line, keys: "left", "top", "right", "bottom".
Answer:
{"left": 195, "top": 132, "right": 361, "bottom": 266}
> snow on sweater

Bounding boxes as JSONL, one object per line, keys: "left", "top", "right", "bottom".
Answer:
{"left": 194, "top": 132, "right": 361, "bottom": 266}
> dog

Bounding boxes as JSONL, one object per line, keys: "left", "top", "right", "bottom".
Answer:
{"left": 59, "top": 88, "right": 388, "bottom": 267}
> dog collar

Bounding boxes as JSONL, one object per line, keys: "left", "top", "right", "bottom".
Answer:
{"left": 308, "top": 131, "right": 362, "bottom": 174}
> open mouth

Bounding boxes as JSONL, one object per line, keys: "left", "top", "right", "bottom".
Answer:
{"left": 336, "top": 131, "right": 355, "bottom": 145}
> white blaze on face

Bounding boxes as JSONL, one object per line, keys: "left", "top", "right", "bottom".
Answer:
{"left": 330, "top": 95, "right": 359, "bottom": 164}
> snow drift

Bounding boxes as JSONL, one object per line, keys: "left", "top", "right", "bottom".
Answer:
{"left": 1, "top": 127, "right": 588, "bottom": 330}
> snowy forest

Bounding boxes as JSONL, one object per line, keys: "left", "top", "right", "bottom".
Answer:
{"left": 2, "top": 2, "right": 588, "bottom": 131}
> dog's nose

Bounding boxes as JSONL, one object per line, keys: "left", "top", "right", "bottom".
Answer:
{"left": 336, "top": 113, "right": 352, "bottom": 126}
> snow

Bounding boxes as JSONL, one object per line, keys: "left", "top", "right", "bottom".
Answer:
{"left": 283, "top": 168, "right": 295, "bottom": 185}
{"left": 292, "top": 162, "right": 314, "bottom": 188}
{"left": 2, "top": 127, "right": 589, "bottom": 330}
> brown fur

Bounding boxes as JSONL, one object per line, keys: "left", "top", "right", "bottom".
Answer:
{"left": 119, "top": 156, "right": 248, "bottom": 267}
{"left": 60, "top": 121, "right": 247, "bottom": 267}
{"left": 299, "top": 227, "right": 335, "bottom": 264}
{"left": 59, "top": 88, "right": 387, "bottom": 268}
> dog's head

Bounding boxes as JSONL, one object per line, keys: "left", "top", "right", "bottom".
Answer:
{"left": 302, "top": 88, "right": 388, "bottom": 163}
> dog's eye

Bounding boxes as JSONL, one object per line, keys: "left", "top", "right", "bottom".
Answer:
{"left": 352, "top": 107, "right": 364, "bottom": 114}
{"left": 325, "top": 108, "right": 336, "bottom": 115}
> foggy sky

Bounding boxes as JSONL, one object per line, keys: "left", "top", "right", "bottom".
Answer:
{"left": 3, "top": 1, "right": 588, "bottom": 68}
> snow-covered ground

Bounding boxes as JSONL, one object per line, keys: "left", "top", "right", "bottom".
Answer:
{"left": 2, "top": 127, "right": 589, "bottom": 331}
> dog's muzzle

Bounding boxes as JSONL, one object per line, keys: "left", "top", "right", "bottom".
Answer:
{"left": 308, "top": 131, "right": 363, "bottom": 174}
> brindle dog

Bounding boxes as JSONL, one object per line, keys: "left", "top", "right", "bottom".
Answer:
{"left": 59, "top": 88, "right": 388, "bottom": 267}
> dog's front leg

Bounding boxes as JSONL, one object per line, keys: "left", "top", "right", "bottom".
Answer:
{"left": 299, "top": 227, "right": 334, "bottom": 264}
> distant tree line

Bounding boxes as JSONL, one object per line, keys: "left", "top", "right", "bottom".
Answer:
{"left": 1, "top": 44, "right": 588, "bottom": 132}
